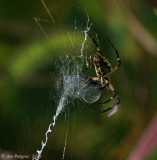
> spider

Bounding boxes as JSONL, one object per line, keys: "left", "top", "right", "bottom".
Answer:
{"left": 83, "top": 32, "right": 121, "bottom": 113}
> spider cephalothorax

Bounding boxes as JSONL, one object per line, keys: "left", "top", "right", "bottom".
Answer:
{"left": 83, "top": 32, "right": 121, "bottom": 113}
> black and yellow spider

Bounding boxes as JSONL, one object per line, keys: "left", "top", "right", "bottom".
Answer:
{"left": 83, "top": 32, "right": 121, "bottom": 113}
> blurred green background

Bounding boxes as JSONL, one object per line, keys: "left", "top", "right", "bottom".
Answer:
{"left": 0, "top": 0, "right": 157, "bottom": 160}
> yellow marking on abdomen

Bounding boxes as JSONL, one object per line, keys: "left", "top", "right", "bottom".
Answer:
{"left": 101, "top": 77, "right": 103, "bottom": 83}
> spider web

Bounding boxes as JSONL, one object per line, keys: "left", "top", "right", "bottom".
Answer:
{"left": 32, "top": 1, "right": 119, "bottom": 159}
{"left": 32, "top": 1, "right": 94, "bottom": 160}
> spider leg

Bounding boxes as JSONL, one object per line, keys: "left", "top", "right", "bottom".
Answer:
{"left": 82, "top": 65, "right": 94, "bottom": 81}
{"left": 90, "top": 82, "right": 120, "bottom": 113}
{"left": 87, "top": 32, "right": 100, "bottom": 52}
{"left": 83, "top": 65, "right": 94, "bottom": 73}
{"left": 98, "top": 95, "right": 120, "bottom": 113}
{"left": 99, "top": 83, "right": 120, "bottom": 113}
{"left": 104, "top": 36, "right": 121, "bottom": 77}
{"left": 99, "top": 83, "right": 116, "bottom": 104}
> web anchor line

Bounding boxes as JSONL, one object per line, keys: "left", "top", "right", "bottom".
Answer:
{"left": 33, "top": 94, "right": 67, "bottom": 160}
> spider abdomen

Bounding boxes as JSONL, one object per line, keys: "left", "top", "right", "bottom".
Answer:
{"left": 93, "top": 52, "right": 112, "bottom": 76}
